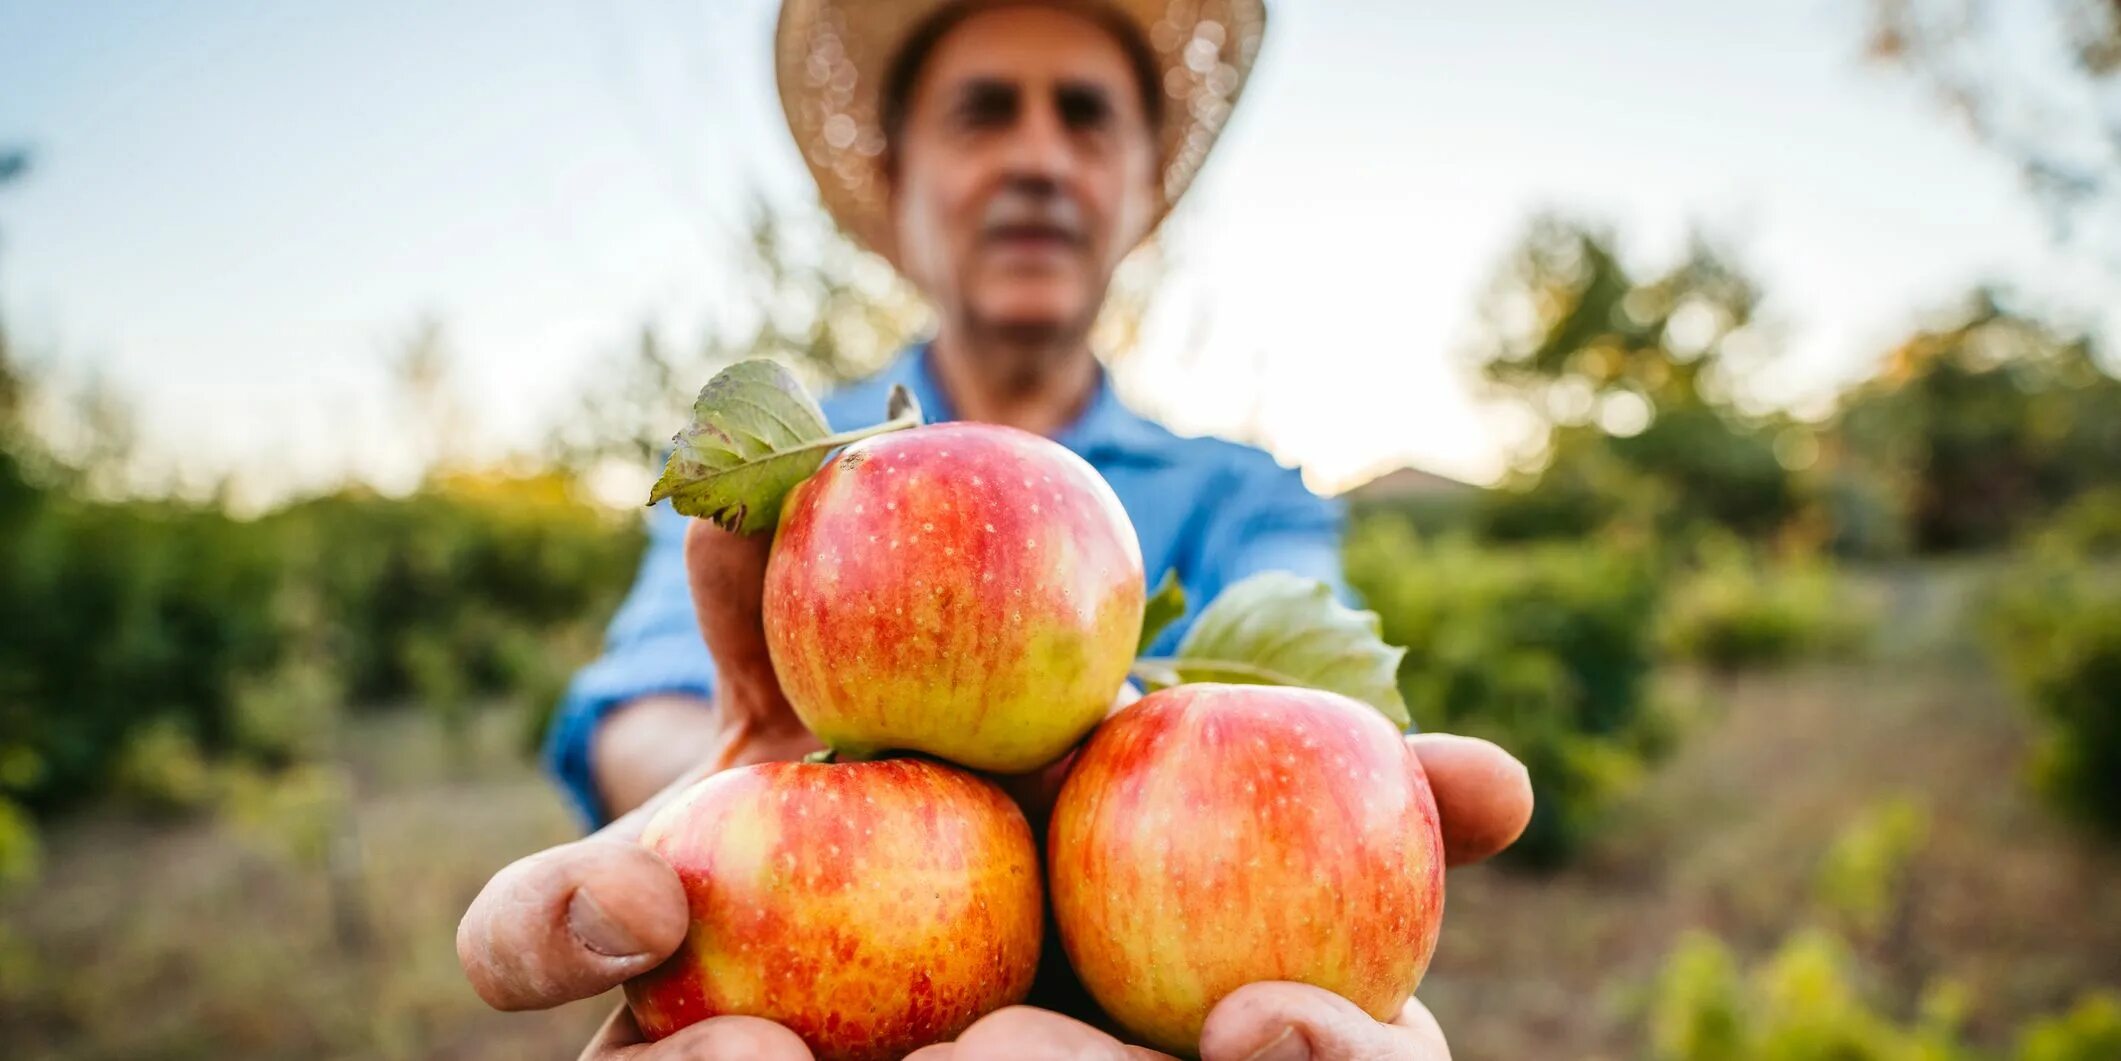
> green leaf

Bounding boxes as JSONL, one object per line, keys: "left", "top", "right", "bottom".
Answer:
{"left": 1137, "top": 569, "right": 1187, "bottom": 654}
{"left": 647, "top": 360, "right": 922, "bottom": 535}
{"left": 1134, "top": 571, "right": 1411, "bottom": 728}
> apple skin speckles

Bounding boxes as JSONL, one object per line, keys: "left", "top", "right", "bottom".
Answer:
{"left": 1048, "top": 684, "right": 1445, "bottom": 1055}
{"left": 764, "top": 422, "right": 1144, "bottom": 774}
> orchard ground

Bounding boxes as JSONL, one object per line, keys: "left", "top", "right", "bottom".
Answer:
{"left": 2, "top": 562, "right": 2118, "bottom": 1061}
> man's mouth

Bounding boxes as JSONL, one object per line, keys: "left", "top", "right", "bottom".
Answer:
{"left": 985, "top": 223, "right": 1079, "bottom": 250}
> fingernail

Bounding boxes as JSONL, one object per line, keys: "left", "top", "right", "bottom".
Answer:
{"left": 568, "top": 889, "right": 646, "bottom": 957}
{"left": 1243, "top": 1026, "right": 1311, "bottom": 1061}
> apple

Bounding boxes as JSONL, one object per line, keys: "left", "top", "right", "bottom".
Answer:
{"left": 624, "top": 757, "right": 1043, "bottom": 1060}
{"left": 764, "top": 421, "right": 1144, "bottom": 774}
{"left": 1047, "top": 683, "right": 1446, "bottom": 1054}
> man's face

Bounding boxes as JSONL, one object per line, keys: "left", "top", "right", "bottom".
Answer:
{"left": 889, "top": 5, "right": 1159, "bottom": 342}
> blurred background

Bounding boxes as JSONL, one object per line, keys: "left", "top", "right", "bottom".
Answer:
{"left": 2, "top": 1, "right": 2119, "bottom": 1058}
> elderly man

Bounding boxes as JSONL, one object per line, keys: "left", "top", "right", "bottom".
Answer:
{"left": 459, "top": 2, "right": 1533, "bottom": 1057}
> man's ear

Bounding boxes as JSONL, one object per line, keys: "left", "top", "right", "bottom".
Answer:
{"left": 876, "top": 149, "right": 900, "bottom": 196}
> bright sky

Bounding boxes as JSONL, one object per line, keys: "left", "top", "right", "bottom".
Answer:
{"left": 2, "top": 0, "right": 2114, "bottom": 501}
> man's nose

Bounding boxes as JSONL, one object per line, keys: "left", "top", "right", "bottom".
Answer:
{"left": 1000, "top": 96, "right": 1075, "bottom": 183}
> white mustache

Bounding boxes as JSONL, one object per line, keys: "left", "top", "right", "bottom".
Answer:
{"left": 980, "top": 191, "right": 1084, "bottom": 243}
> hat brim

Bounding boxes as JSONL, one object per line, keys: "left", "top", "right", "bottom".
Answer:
{"left": 775, "top": 0, "right": 1267, "bottom": 266}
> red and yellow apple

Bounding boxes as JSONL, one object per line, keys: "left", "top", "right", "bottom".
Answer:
{"left": 764, "top": 421, "right": 1144, "bottom": 773}
{"left": 1048, "top": 683, "right": 1446, "bottom": 1054}
{"left": 624, "top": 758, "right": 1043, "bottom": 1060}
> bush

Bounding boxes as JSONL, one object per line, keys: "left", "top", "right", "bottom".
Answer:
{"left": 219, "top": 762, "right": 354, "bottom": 869}
{"left": 1983, "top": 561, "right": 2121, "bottom": 837}
{"left": 1829, "top": 293, "right": 2121, "bottom": 554}
{"left": 1345, "top": 517, "right": 1665, "bottom": 867}
{"left": 1659, "top": 541, "right": 1871, "bottom": 672}
{"left": 1650, "top": 929, "right": 2121, "bottom": 1061}
{"left": 0, "top": 466, "right": 642, "bottom": 815}
{"left": 259, "top": 470, "right": 643, "bottom": 711}
{"left": 110, "top": 718, "right": 220, "bottom": 813}
{"left": 1, "top": 496, "right": 289, "bottom": 813}
{"left": 230, "top": 656, "right": 344, "bottom": 767}
{"left": 1814, "top": 796, "right": 1928, "bottom": 938}
{"left": 1650, "top": 929, "right": 1972, "bottom": 1061}
{"left": 0, "top": 795, "right": 36, "bottom": 892}
{"left": 1649, "top": 795, "right": 2120, "bottom": 1061}
{"left": 1474, "top": 442, "right": 1667, "bottom": 544}
{"left": 2033, "top": 487, "right": 2121, "bottom": 559}
{"left": 2017, "top": 995, "right": 2121, "bottom": 1061}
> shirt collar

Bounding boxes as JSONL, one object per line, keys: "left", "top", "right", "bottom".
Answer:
{"left": 896, "top": 342, "right": 1169, "bottom": 466}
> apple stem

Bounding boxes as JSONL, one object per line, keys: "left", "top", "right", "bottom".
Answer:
{"left": 802, "top": 748, "right": 837, "bottom": 765}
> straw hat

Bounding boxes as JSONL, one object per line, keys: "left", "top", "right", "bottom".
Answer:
{"left": 775, "top": 0, "right": 1267, "bottom": 265}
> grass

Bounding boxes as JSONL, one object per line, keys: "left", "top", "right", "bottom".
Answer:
{"left": 2, "top": 567, "right": 2117, "bottom": 1059}
{"left": 0, "top": 711, "right": 610, "bottom": 1061}
{"left": 1423, "top": 659, "right": 2121, "bottom": 1060}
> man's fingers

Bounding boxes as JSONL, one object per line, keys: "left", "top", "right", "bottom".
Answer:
{"left": 939, "top": 1005, "right": 1174, "bottom": 1061}
{"left": 1408, "top": 733, "right": 1532, "bottom": 867}
{"left": 684, "top": 518, "right": 781, "bottom": 687}
{"left": 1388, "top": 996, "right": 1450, "bottom": 1058}
{"left": 584, "top": 1005, "right": 817, "bottom": 1060}
{"left": 1199, "top": 981, "right": 1447, "bottom": 1061}
{"left": 458, "top": 838, "right": 689, "bottom": 1011}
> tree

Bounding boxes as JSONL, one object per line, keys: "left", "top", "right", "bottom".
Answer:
{"left": 1467, "top": 215, "right": 1803, "bottom": 543}
{"left": 552, "top": 193, "right": 1168, "bottom": 477}
{"left": 1, "top": 149, "right": 40, "bottom": 520}
{"left": 1828, "top": 289, "right": 2121, "bottom": 551}
{"left": 1868, "top": 0, "right": 2121, "bottom": 268}
{"left": 551, "top": 198, "right": 928, "bottom": 472}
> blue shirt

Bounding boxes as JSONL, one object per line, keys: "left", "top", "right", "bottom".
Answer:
{"left": 544, "top": 345, "right": 1349, "bottom": 827}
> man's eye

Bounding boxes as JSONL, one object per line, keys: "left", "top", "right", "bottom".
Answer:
{"left": 1056, "top": 85, "right": 1113, "bottom": 131}
{"left": 956, "top": 83, "right": 1017, "bottom": 128}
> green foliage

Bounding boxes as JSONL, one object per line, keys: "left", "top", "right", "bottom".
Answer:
{"left": 1644, "top": 747, "right": 2116, "bottom": 1061}
{"left": 1815, "top": 796, "right": 1929, "bottom": 937}
{"left": 219, "top": 762, "right": 353, "bottom": 869}
{"left": 230, "top": 656, "right": 344, "bottom": 767}
{"left": 1650, "top": 929, "right": 1972, "bottom": 1061}
{"left": 1865, "top": 0, "right": 2121, "bottom": 259}
{"left": 551, "top": 201, "right": 929, "bottom": 471}
{"left": 1344, "top": 516, "right": 1665, "bottom": 866}
{"left": 1467, "top": 216, "right": 1808, "bottom": 546}
{"left": 1660, "top": 541, "right": 1871, "bottom": 671}
{"left": 1, "top": 494, "right": 289, "bottom": 812}
{"left": 650, "top": 359, "right": 921, "bottom": 534}
{"left": 1474, "top": 439, "right": 1663, "bottom": 543}
{"left": 1982, "top": 559, "right": 2121, "bottom": 836}
{"left": 259, "top": 470, "right": 642, "bottom": 712}
{"left": 2016, "top": 995, "right": 2121, "bottom": 1061}
{"left": 0, "top": 795, "right": 36, "bottom": 893}
{"left": 1830, "top": 292, "right": 2121, "bottom": 553}
{"left": 110, "top": 718, "right": 220, "bottom": 813}
{"left": 1651, "top": 927, "right": 2121, "bottom": 1061}
{"left": 1466, "top": 222, "right": 2120, "bottom": 558}
{"left": 1137, "top": 569, "right": 1187, "bottom": 654}
{"left": 2033, "top": 487, "right": 2121, "bottom": 559}
{"left": 1652, "top": 932, "right": 1748, "bottom": 1061}
{"left": 0, "top": 458, "right": 642, "bottom": 814}
{"left": 1138, "top": 571, "right": 1411, "bottom": 728}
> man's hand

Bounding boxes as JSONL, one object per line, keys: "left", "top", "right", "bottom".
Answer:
{"left": 461, "top": 516, "right": 1530, "bottom": 1058}
{"left": 904, "top": 982, "right": 1451, "bottom": 1060}
{"left": 457, "top": 519, "right": 822, "bottom": 1056}
{"left": 591, "top": 522, "right": 822, "bottom": 818}
{"left": 457, "top": 719, "right": 1528, "bottom": 1058}
{"left": 577, "top": 1006, "right": 816, "bottom": 1060}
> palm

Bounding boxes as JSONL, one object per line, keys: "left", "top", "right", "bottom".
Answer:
{"left": 708, "top": 711, "right": 823, "bottom": 773}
